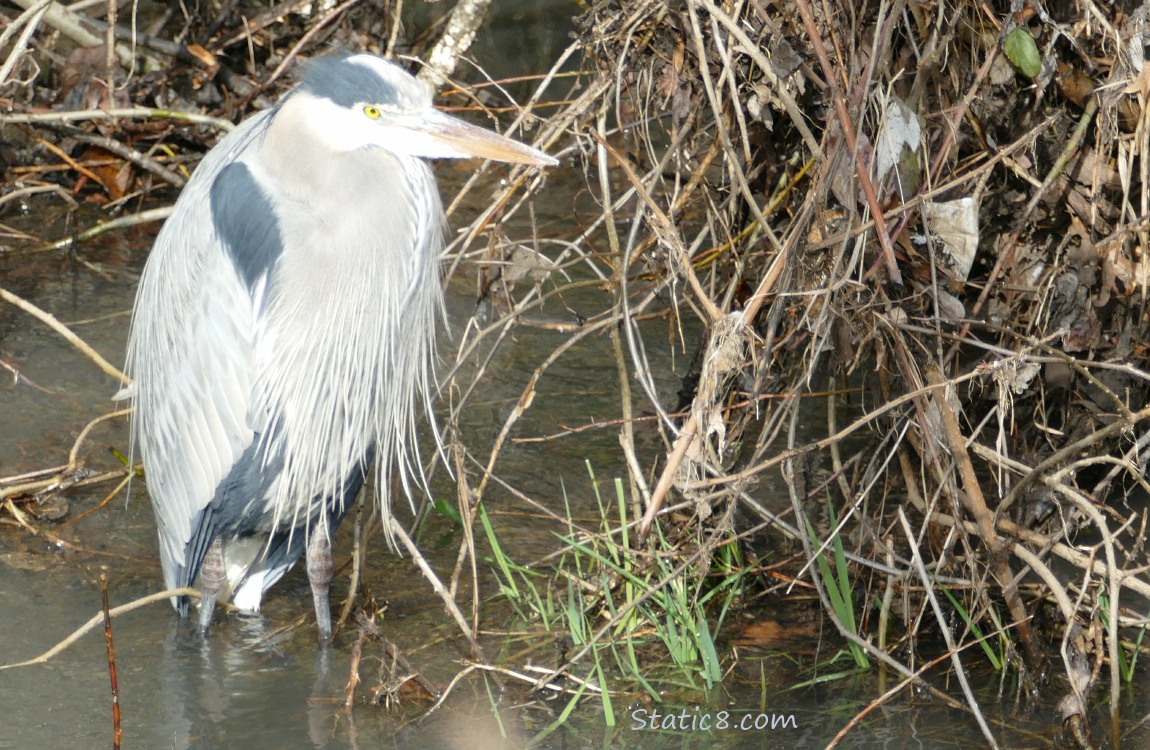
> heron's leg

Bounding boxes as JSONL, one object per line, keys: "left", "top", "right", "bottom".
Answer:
{"left": 199, "top": 537, "right": 225, "bottom": 633}
{"left": 306, "top": 531, "right": 334, "bottom": 643}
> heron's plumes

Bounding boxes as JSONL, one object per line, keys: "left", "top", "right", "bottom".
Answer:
{"left": 252, "top": 160, "right": 443, "bottom": 544}
{"left": 123, "top": 50, "right": 541, "bottom": 628}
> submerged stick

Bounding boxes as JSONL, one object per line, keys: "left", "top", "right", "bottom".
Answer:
{"left": 0, "top": 286, "right": 128, "bottom": 383}
{"left": 0, "top": 588, "right": 199, "bottom": 670}
{"left": 387, "top": 515, "right": 483, "bottom": 661}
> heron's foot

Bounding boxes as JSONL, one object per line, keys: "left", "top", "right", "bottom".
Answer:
{"left": 307, "top": 532, "right": 334, "bottom": 643}
{"left": 199, "top": 538, "right": 226, "bottom": 633}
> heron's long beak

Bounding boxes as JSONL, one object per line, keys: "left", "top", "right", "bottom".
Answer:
{"left": 417, "top": 108, "right": 558, "bottom": 167}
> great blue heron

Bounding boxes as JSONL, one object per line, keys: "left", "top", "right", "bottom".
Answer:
{"left": 124, "top": 52, "right": 555, "bottom": 641}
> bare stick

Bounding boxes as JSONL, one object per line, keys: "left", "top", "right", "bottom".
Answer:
{"left": 0, "top": 0, "right": 50, "bottom": 88}
{"left": 0, "top": 588, "right": 200, "bottom": 670}
{"left": 0, "top": 286, "right": 129, "bottom": 384}
{"left": 7, "top": 0, "right": 134, "bottom": 67}
{"left": 898, "top": 508, "right": 999, "bottom": 748}
{"left": 99, "top": 574, "right": 122, "bottom": 750}
{"left": 926, "top": 365, "right": 1042, "bottom": 667}
{"left": 68, "top": 132, "right": 187, "bottom": 188}
{"left": 793, "top": 0, "right": 901, "bottom": 283}
{"left": 343, "top": 625, "right": 365, "bottom": 708}
{"left": 0, "top": 107, "right": 236, "bottom": 132}
{"left": 387, "top": 515, "right": 483, "bottom": 660}
{"left": 32, "top": 206, "right": 173, "bottom": 254}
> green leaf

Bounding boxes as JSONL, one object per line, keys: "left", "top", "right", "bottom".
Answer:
{"left": 697, "top": 613, "right": 723, "bottom": 687}
{"left": 432, "top": 496, "right": 462, "bottom": 524}
{"left": 1003, "top": 28, "right": 1041, "bottom": 79}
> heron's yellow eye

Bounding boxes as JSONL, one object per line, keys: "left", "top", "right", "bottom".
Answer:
{"left": 364, "top": 105, "right": 381, "bottom": 119}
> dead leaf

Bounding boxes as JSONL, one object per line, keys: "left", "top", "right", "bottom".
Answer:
{"left": 76, "top": 145, "right": 135, "bottom": 201}
{"left": 874, "top": 96, "right": 921, "bottom": 200}
{"left": 0, "top": 551, "right": 52, "bottom": 572}
{"left": 922, "top": 197, "right": 979, "bottom": 281}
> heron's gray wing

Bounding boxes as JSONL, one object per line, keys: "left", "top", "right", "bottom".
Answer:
{"left": 126, "top": 113, "right": 277, "bottom": 598}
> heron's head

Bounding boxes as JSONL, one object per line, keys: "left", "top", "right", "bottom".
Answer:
{"left": 288, "top": 53, "right": 557, "bottom": 166}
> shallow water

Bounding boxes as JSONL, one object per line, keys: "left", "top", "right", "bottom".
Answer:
{"left": 3, "top": 187, "right": 1121, "bottom": 749}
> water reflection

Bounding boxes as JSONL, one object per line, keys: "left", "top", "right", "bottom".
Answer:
{"left": 150, "top": 618, "right": 324, "bottom": 749}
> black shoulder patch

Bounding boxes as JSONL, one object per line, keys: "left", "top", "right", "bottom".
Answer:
{"left": 210, "top": 162, "right": 284, "bottom": 291}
